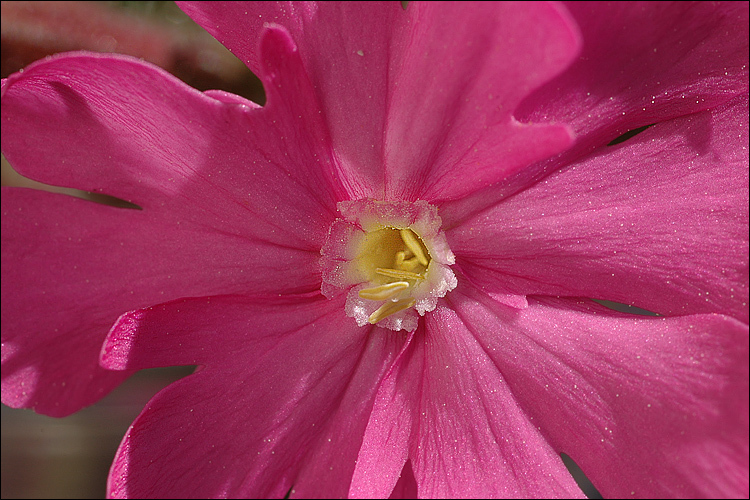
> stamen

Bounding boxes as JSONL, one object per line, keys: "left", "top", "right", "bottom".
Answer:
{"left": 399, "top": 257, "right": 420, "bottom": 271}
{"left": 400, "top": 229, "right": 429, "bottom": 266}
{"left": 368, "top": 298, "right": 417, "bottom": 324}
{"left": 395, "top": 251, "right": 407, "bottom": 268}
{"left": 359, "top": 281, "right": 410, "bottom": 301}
{"left": 376, "top": 268, "right": 424, "bottom": 281}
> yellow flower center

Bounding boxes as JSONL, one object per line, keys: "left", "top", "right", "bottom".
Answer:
{"left": 356, "top": 228, "right": 431, "bottom": 324}
{"left": 320, "top": 199, "right": 457, "bottom": 332}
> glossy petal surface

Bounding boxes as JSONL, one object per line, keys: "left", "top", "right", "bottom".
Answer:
{"left": 443, "top": 1, "right": 749, "bottom": 225}
{"left": 445, "top": 283, "right": 749, "bottom": 498}
{"left": 180, "top": 2, "right": 580, "bottom": 201}
{"left": 518, "top": 1, "right": 750, "bottom": 152}
{"left": 1, "top": 31, "right": 342, "bottom": 415}
{"left": 104, "top": 294, "right": 407, "bottom": 498}
{"left": 352, "top": 298, "right": 588, "bottom": 498}
{"left": 450, "top": 94, "right": 749, "bottom": 322}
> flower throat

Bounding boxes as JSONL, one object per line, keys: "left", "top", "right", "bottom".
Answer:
{"left": 320, "top": 199, "right": 457, "bottom": 332}
{"left": 357, "top": 227, "right": 430, "bottom": 324}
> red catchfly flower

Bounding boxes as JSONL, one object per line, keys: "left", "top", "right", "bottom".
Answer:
{"left": 2, "top": 2, "right": 748, "bottom": 498}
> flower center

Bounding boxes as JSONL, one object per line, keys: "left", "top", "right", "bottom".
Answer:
{"left": 320, "top": 199, "right": 457, "bottom": 332}
{"left": 356, "top": 227, "right": 430, "bottom": 324}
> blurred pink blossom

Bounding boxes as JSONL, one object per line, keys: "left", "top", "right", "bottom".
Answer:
{"left": 2, "top": 2, "right": 748, "bottom": 498}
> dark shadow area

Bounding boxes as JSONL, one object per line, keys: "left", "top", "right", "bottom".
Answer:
{"left": 593, "top": 299, "right": 660, "bottom": 316}
{"left": 607, "top": 124, "right": 653, "bottom": 146}
{"left": 561, "top": 452, "right": 603, "bottom": 499}
{"left": 85, "top": 191, "right": 142, "bottom": 209}
{"left": 283, "top": 484, "right": 294, "bottom": 499}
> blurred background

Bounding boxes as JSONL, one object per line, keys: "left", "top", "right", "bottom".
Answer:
{"left": 1, "top": 2, "right": 612, "bottom": 498}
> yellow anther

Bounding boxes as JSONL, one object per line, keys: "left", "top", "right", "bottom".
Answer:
{"left": 368, "top": 298, "right": 417, "bottom": 324}
{"left": 395, "top": 251, "right": 407, "bottom": 268}
{"left": 375, "top": 268, "right": 424, "bottom": 281}
{"left": 394, "top": 251, "right": 418, "bottom": 271}
{"left": 400, "top": 229, "right": 429, "bottom": 266}
{"left": 359, "top": 281, "right": 410, "bottom": 301}
{"left": 400, "top": 257, "right": 420, "bottom": 271}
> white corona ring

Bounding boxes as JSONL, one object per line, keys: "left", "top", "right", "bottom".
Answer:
{"left": 320, "top": 199, "right": 457, "bottom": 332}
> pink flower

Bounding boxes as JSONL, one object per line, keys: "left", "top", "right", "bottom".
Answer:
{"left": 2, "top": 1, "right": 748, "bottom": 498}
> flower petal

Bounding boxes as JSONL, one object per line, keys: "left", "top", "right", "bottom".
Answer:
{"left": 382, "top": 1, "right": 579, "bottom": 202}
{"left": 350, "top": 329, "right": 420, "bottom": 498}
{"left": 354, "top": 300, "right": 584, "bottom": 498}
{"left": 409, "top": 304, "right": 584, "bottom": 497}
{"left": 447, "top": 283, "right": 749, "bottom": 498}
{"left": 442, "top": 1, "right": 749, "bottom": 225}
{"left": 1, "top": 24, "right": 350, "bottom": 414}
{"left": 1, "top": 50, "right": 341, "bottom": 250}
{"left": 516, "top": 1, "right": 749, "bottom": 166}
{"left": 0, "top": 188, "right": 318, "bottom": 416}
{"left": 104, "top": 294, "right": 408, "bottom": 499}
{"left": 176, "top": 1, "right": 309, "bottom": 78}
{"left": 181, "top": 1, "right": 406, "bottom": 198}
{"left": 450, "top": 93, "right": 749, "bottom": 321}
{"left": 181, "top": 2, "right": 580, "bottom": 202}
